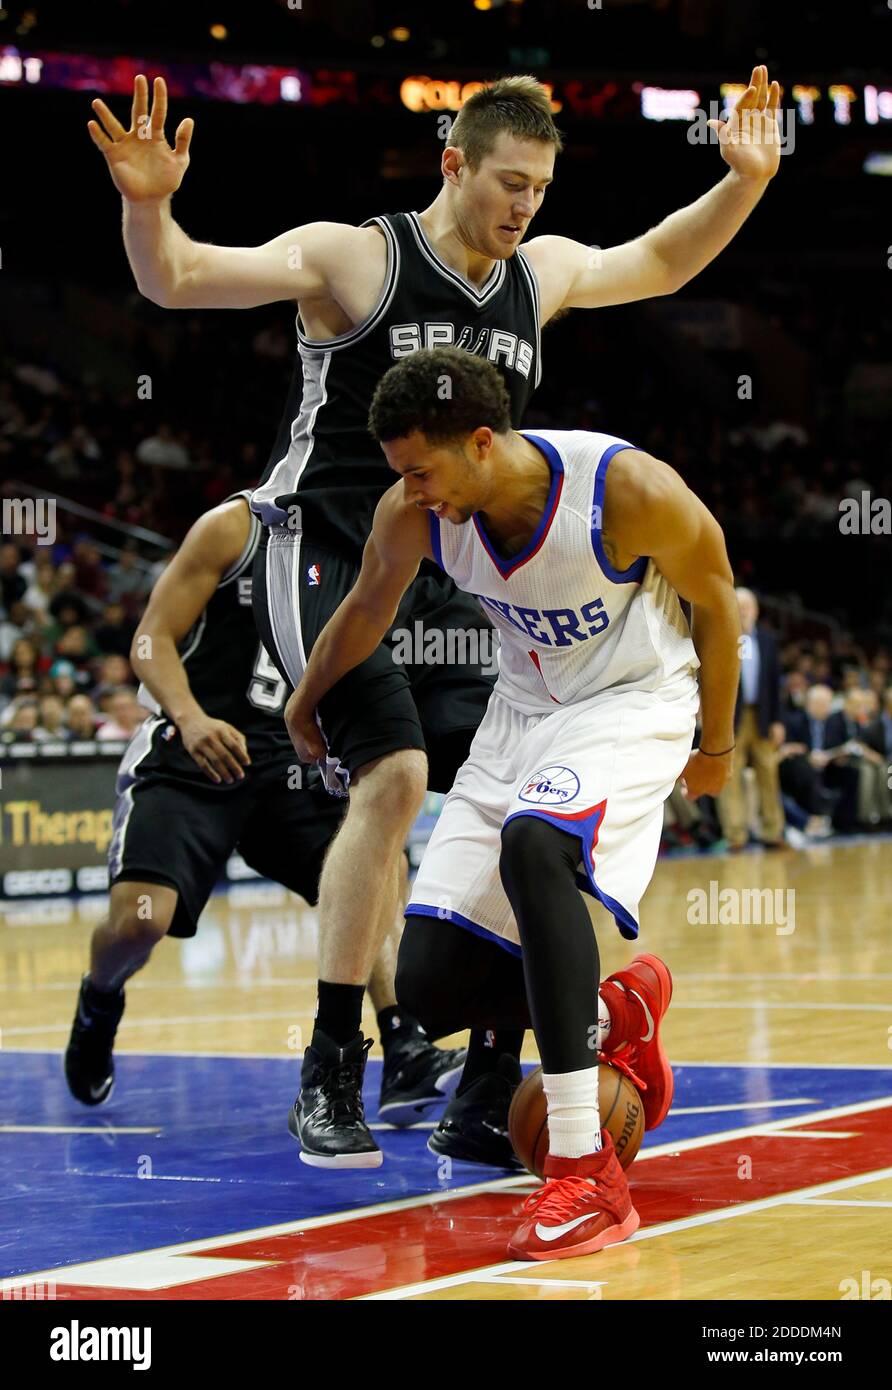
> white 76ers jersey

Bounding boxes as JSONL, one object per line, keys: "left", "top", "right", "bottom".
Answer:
{"left": 429, "top": 429, "right": 700, "bottom": 715}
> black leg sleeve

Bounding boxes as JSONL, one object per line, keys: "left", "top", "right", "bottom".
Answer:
{"left": 499, "top": 815, "right": 600, "bottom": 1074}
{"left": 396, "top": 913, "right": 530, "bottom": 1039}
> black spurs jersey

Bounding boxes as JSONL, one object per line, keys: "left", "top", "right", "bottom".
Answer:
{"left": 138, "top": 493, "right": 290, "bottom": 769}
{"left": 251, "top": 210, "right": 542, "bottom": 557}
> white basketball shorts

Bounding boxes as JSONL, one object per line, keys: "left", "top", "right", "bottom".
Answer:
{"left": 406, "top": 677, "right": 698, "bottom": 954}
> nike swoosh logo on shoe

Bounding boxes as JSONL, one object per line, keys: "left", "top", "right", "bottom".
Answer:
{"left": 628, "top": 988, "right": 655, "bottom": 1043}
{"left": 534, "top": 1212, "right": 599, "bottom": 1241}
{"left": 89, "top": 1078, "right": 112, "bottom": 1101}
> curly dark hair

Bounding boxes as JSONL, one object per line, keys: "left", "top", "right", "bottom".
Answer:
{"left": 368, "top": 347, "right": 512, "bottom": 444}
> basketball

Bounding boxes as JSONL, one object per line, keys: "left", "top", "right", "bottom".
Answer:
{"left": 508, "top": 1062, "right": 645, "bottom": 1176}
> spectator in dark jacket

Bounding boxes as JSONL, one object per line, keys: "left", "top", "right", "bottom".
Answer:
{"left": 793, "top": 684, "right": 860, "bottom": 832}
{"left": 779, "top": 691, "right": 835, "bottom": 834}
{"left": 831, "top": 689, "right": 887, "bottom": 827}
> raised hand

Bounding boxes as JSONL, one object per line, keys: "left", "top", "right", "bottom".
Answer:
{"left": 707, "top": 65, "right": 782, "bottom": 182}
{"left": 88, "top": 75, "right": 194, "bottom": 203}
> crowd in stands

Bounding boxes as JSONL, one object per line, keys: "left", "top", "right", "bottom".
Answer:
{"left": 1, "top": 290, "right": 890, "bottom": 847}
{"left": 0, "top": 533, "right": 153, "bottom": 745}
{"left": 664, "top": 589, "right": 892, "bottom": 853}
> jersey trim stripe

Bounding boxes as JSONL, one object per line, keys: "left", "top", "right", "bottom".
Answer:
{"left": 263, "top": 533, "right": 306, "bottom": 684}
{"left": 294, "top": 217, "right": 400, "bottom": 352}
{"left": 472, "top": 431, "right": 564, "bottom": 580}
{"left": 252, "top": 351, "right": 332, "bottom": 523}
{"left": 527, "top": 647, "right": 560, "bottom": 703}
{"left": 404, "top": 902, "right": 523, "bottom": 958}
{"left": 108, "top": 715, "right": 167, "bottom": 881}
{"left": 502, "top": 804, "right": 640, "bottom": 940}
{"left": 515, "top": 249, "right": 542, "bottom": 390}
{"left": 219, "top": 493, "right": 261, "bottom": 586}
{"left": 406, "top": 212, "right": 506, "bottom": 307}
{"left": 590, "top": 442, "right": 648, "bottom": 585}
{"left": 179, "top": 612, "right": 208, "bottom": 669}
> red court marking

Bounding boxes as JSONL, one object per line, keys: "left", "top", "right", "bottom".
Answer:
{"left": 48, "top": 1106, "right": 892, "bottom": 1300}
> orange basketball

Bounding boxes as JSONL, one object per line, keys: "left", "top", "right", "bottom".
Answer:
{"left": 508, "top": 1062, "right": 645, "bottom": 1176}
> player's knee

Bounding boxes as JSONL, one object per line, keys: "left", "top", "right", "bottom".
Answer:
{"left": 394, "top": 951, "right": 430, "bottom": 1030}
{"left": 499, "top": 815, "right": 578, "bottom": 898}
{"left": 395, "top": 915, "right": 448, "bottom": 1034}
{"left": 108, "top": 884, "right": 174, "bottom": 947}
{"left": 352, "top": 749, "right": 428, "bottom": 823}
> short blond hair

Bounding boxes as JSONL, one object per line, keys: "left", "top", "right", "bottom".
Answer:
{"left": 448, "top": 75, "right": 564, "bottom": 170}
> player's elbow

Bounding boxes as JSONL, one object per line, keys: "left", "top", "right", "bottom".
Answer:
{"left": 691, "top": 571, "right": 738, "bottom": 620}
{"left": 135, "top": 280, "right": 181, "bottom": 310}
{"left": 129, "top": 629, "right": 149, "bottom": 669}
{"left": 653, "top": 259, "right": 684, "bottom": 297}
{"left": 129, "top": 623, "right": 167, "bottom": 669}
{"left": 350, "top": 593, "right": 398, "bottom": 642}
{"left": 641, "top": 240, "right": 684, "bottom": 297}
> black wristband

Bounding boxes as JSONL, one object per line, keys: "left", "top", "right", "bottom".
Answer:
{"left": 698, "top": 744, "right": 735, "bottom": 757}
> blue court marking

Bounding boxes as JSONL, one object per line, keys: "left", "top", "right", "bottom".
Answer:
{"left": 1, "top": 1052, "right": 889, "bottom": 1279}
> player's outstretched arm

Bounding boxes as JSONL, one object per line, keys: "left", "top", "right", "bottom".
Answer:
{"left": 285, "top": 488, "right": 433, "bottom": 763}
{"left": 604, "top": 452, "right": 741, "bottom": 799}
{"left": 90, "top": 75, "right": 380, "bottom": 309}
{"left": 131, "top": 499, "right": 252, "bottom": 783}
{"left": 526, "top": 66, "right": 781, "bottom": 319}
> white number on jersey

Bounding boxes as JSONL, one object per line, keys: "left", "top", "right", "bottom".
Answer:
{"left": 247, "top": 644, "right": 288, "bottom": 712}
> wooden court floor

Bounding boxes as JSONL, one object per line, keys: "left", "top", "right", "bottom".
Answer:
{"left": 2, "top": 836, "right": 891, "bottom": 1301}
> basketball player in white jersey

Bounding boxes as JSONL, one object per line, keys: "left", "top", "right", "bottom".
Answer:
{"left": 89, "top": 68, "right": 777, "bottom": 1166}
{"left": 285, "top": 348, "right": 740, "bottom": 1259}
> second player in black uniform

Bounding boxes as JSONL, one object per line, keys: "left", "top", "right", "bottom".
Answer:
{"left": 64, "top": 494, "right": 465, "bottom": 1137}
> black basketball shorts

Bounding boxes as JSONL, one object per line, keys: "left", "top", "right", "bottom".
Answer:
{"left": 252, "top": 525, "right": 497, "bottom": 793}
{"left": 107, "top": 715, "right": 346, "bottom": 937}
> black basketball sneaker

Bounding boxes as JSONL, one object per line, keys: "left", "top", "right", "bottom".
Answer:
{"left": 427, "top": 1053, "right": 525, "bottom": 1170}
{"left": 289, "top": 1031, "right": 382, "bottom": 1168}
{"left": 64, "top": 976, "right": 125, "bottom": 1106}
{"left": 378, "top": 1034, "right": 467, "bottom": 1128}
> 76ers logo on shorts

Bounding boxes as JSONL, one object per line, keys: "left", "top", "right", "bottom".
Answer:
{"left": 519, "top": 765, "right": 580, "bottom": 806}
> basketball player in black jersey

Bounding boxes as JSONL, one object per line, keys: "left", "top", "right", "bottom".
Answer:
{"left": 90, "top": 67, "right": 781, "bottom": 1165}
{"left": 64, "top": 494, "right": 465, "bottom": 1142}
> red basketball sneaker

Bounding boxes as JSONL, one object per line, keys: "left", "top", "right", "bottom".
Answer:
{"left": 507, "top": 1133, "right": 640, "bottom": 1261}
{"left": 600, "top": 953, "right": 674, "bottom": 1130}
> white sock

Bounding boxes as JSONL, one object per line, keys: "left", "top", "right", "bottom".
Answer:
{"left": 542, "top": 1065, "right": 601, "bottom": 1159}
